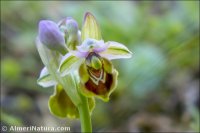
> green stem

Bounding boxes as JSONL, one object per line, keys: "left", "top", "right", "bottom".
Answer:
{"left": 78, "top": 94, "right": 92, "bottom": 133}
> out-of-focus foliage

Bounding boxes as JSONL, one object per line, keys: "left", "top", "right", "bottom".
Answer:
{"left": 1, "top": 1, "right": 199, "bottom": 132}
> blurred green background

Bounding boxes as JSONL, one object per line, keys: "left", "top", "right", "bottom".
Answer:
{"left": 1, "top": 1, "right": 199, "bottom": 132}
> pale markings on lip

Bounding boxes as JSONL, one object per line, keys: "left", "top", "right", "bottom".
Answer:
{"left": 88, "top": 69, "right": 106, "bottom": 85}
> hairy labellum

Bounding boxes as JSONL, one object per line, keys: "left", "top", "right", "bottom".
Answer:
{"left": 79, "top": 52, "right": 118, "bottom": 101}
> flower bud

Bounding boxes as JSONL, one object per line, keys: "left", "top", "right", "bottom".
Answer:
{"left": 39, "top": 20, "right": 67, "bottom": 55}
{"left": 61, "top": 17, "right": 78, "bottom": 34}
{"left": 59, "top": 17, "right": 80, "bottom": 50}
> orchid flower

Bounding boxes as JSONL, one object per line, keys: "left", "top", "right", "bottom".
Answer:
{"left": 36, "top": 12, "right": 132, "bottom": 132}
{"left": 59, "top": 13, "right": 132, "bottom": 101}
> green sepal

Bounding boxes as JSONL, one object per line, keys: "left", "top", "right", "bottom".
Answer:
{"left": 100, "top": 41, "right": 132, "bottom": 60}
{"left": 81, "top": 12, "right": 102, "bottom": 41}
{"left": 37, "top": 67, "right": 57, "bottom": 87}
{"left": 59, "top": 53, "right": 83, "bottom": 76}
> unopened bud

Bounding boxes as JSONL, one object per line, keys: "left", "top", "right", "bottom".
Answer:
{"left": 59, "top": 17, "right": 80, "bottom": 50}
{"left": 39, "top": 20, "right": 67, "bottom": 55}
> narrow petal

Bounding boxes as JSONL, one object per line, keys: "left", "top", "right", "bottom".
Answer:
{"left": 59, "top": 53, "right": 83, "bottom": 76}
{"left": 93, "top": 40, "right": 108, "bottom": 53}
{"left": 37, "top": 67, "right": 57, "bottom": 87}
{"left": 100, "top": 41, "right": 132, "bottom": 60}
{"left": 76, "top": 39, "right": 107, "bottom": 56}
{"left": 71, "top": 50, "right": 89, "bottom": 58}
{"left": 76, "top": 38, "right": 96, "bottom": 52}
{"left": 75, "top": 51, "right": 89, "bottom": 58}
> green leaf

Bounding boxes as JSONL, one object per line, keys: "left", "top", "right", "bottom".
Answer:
{"left": 37, "top": 67, "right": 57, "bottom": 87}
{"left": 81, "top": 12, "right": 102, "bottom": 41}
